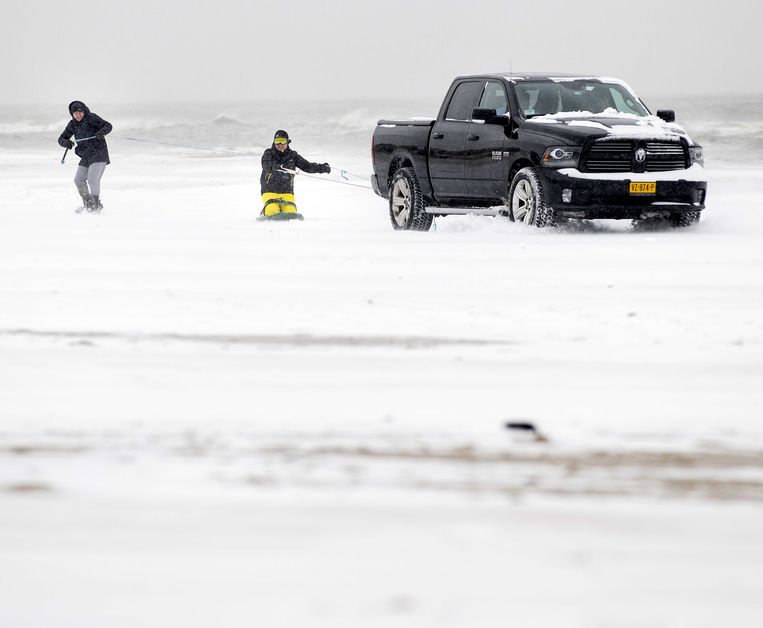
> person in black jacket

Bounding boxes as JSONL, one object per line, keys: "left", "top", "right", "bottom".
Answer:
{"left": 260, "top": 130, "right": 330, "bottom": 217}
{"left": 58, "top": 101, "right": 112, "bottom": 212}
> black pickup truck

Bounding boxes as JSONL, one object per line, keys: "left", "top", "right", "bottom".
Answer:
{"left": 371, "top": 73, "right": 707, "bottom": 230}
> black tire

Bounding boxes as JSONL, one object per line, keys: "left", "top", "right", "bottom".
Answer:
{"left": 669, "top": 211, "right": 701, "bottom": 228}
{"left": 389, "top": 167, "right": 433, "bottom": 231}
{"left": 508, "top": 167, "right": 555, "bottom": 228}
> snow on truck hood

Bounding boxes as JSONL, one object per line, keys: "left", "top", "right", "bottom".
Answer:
{"left": 527, "top": 109, "right": 690, "bottom": 142}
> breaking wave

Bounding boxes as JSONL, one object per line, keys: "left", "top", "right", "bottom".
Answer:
{"left": 211, "top": 114, "right": 246, "bottom": 126}
{"left": 2, "top": 95, "right": 763, "bottom": 164}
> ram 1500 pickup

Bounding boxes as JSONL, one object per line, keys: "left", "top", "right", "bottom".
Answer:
{"left": 371, "top": 73, "right": 706, "bottom": 230}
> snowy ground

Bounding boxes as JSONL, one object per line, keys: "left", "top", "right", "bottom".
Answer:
{"left": 1, "top": 145, "right": 763, "bottom": 627}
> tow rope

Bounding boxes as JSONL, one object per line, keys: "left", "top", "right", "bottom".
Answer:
{"left": 123, "top": 136, "right": 372, "bottom": 190}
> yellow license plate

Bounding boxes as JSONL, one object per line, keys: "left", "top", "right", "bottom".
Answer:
{"left": 630, "top": 182, "right": 656, "bottom": 195}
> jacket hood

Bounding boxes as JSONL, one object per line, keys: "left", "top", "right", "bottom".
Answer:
{"left": 68, "top": 101, "right": 91, "bottom": 117}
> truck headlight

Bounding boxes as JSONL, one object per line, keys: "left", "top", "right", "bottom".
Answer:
{"left": 689, "top": 146, "right": 704, "bottom": 167}
{"left": 542, "top": 146, "right": 581, "bottom": 168}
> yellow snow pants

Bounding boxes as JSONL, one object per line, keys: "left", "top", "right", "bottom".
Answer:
{"left": 262, "top": 193, "right": 298, "bottom": 216}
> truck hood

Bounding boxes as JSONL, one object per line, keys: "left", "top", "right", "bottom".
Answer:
{"left": 523, "top": 113, "right": 694, "bottom": 145}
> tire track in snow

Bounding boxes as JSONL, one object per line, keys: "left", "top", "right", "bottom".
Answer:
{"left": 0, "top": 328, "right": 513, "bottom": 349}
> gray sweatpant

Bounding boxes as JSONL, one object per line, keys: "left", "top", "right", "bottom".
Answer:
{"left": 74, "top": 162, "right": 107, "bottom": 197}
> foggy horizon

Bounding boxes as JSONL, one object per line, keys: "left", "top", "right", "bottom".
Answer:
{"left": 4, "top": 90, "right": 762, "bottom": 111}
{"left": 2, "top": 0, "right": 761, "bottom": 106}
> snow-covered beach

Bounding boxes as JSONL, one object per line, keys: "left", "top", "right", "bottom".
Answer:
{"left": 1, "top": 98, "right": 763, "bottom": 626}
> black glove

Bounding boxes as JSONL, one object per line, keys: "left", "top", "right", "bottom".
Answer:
{"left": 62, "top": 139, "right": 74, "bottom": 149}
{"left": 320, "top": 163, "right": 331, "bottom": 174}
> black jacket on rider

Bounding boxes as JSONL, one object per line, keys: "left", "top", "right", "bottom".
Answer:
{"left": 260, "top": 145, "right": 325, "bottom": 195}
{"left": 58, "top": 101, "right": 112, "bottom": 167}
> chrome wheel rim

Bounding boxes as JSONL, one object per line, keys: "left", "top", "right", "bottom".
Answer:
{"left": 512, "top": 179, "right": 535, "bottom": 225}
{"left": 391, "top": 178, "right": 411, "bottom": 227}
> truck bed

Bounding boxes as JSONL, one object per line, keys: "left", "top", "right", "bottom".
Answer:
{"left": 373, "top": 119, "right": 436, "bottom": 199}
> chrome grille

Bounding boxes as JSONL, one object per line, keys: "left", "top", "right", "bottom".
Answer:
{"left": 645, "top": 141, "right": 687, "bottom": 171}
{"left": 581, "top": 140, "right": 688, "bottom": 173}
{"left": 583, "top": 141, "right": 632, "bottom": 172}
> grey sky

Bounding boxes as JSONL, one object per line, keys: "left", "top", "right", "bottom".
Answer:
{"left": 2, "top": 0, "right": 761, "bottom": 105}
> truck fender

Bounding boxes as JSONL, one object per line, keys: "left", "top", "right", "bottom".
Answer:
{"left": 507, "top": 152, "right": 541, "bottom": 184}
{"left": 387, "top": 149, "right": 416, "bottom": 187}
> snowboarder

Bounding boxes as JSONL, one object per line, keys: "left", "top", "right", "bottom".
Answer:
{"left": 259, "top": 130, "right": 330, "bottom": 220}
{"left": 58, "top": 101, "right": 112, "bottom": 212}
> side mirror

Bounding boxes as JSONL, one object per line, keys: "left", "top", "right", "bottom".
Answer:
{"left": 472, "top": 107, "right": 497, "bottom": 121}
{"left": 657, "top": 109, "right": 676, "bottom": 123}
{"left": 472, "top": 107, "right": 509, "bottom": 126}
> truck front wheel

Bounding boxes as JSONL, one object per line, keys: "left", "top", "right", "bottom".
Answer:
{"left": 508, "top": 167, "right": 555, "bottom": 228}
{"left": 669, "top": 211, "right": 701, "bottom": 227}
{"left": 389, "top": 167, "right": 433, "bottom": 231}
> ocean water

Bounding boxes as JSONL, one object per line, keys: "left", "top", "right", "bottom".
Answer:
{"left": 653, "top": 94, "right": 763, "bottom": 166}
{"left": 0, "top": 95, "right": 761, "bottom": 167}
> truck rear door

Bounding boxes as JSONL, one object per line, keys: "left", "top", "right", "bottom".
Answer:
{"left": 465, "top": 80, "right": 513, "bottom": 199}
{"left": 428, "top": 80, "right": 483, "bottom": 199}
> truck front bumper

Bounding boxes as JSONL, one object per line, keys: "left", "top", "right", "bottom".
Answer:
{"left": 540, "top": 166, "right": 707, "bottom": 219}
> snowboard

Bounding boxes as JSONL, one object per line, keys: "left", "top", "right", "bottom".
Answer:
{"left": 257, "top": 212, "right": 304, "bottom": 222}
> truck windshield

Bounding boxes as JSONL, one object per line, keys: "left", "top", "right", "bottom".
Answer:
{"left": 515, "top": 81, "right": 649, "bottom": 118}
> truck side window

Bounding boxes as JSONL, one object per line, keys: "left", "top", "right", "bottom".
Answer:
{"left": 445, "top": 82, "right": 483, "bottom": 121}
{"left": 479, "top": 81, "right": 509, "bottom": 115}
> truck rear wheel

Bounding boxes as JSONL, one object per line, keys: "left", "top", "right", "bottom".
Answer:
{"left": 508, "top": 167, "right": 555, "bottom": 228}
{"left": 389, "top": 167, "right": 433, "bottom": 231}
